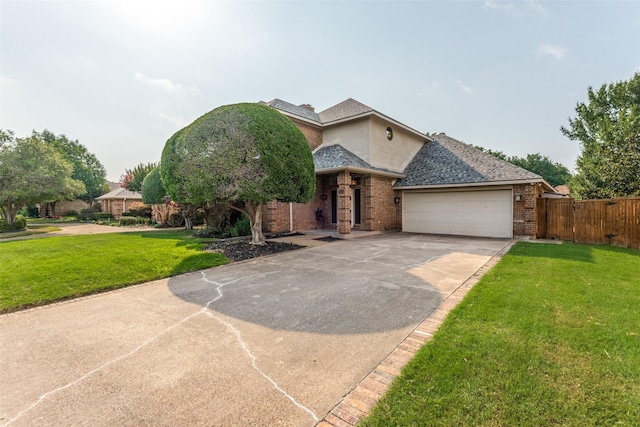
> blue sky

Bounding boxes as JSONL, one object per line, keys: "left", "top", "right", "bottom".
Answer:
{"left": 1, "top": 0, "right": 638, "bottom": 182}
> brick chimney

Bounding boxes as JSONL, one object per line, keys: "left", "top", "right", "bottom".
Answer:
{"left": 299, "top": 104, "right": 315, "bottom": 112}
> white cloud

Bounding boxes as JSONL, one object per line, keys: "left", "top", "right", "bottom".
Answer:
{"left": 150, "top": 112, "right": 190, "bottom": 128}
{"left": 527, "top": 0, "right": 548, "bottom": 16}
{"left": 537, "top": 43, "right": 567, "bottom": 60}
{"left": 483, "top": 0, "right": 520, "bottom": 17}
{"left": 134, "top": 72, "right": 182, "bottom": 92}
{"left": 1, "top": 74, "right": 18, "bottom": 88}
{"left": 457, "top": 80, "right": 474, "bottom": 94}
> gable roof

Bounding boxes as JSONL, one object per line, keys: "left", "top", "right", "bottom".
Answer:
{"left": 314, "top": 145, "right": 404, "bottom": 178}
{"left": 96, "top": 188, "right": 143, "bottom": 200}
{"left": 318, "top": 98, "right": 374, "bottom": 123}
{"left": 263, "top": 97, "right": 430, "bottom": 142}
{"left": 395, "top": 133, "right": 554, "bottom": 190}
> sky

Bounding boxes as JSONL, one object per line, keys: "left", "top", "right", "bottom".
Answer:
{"left": 1, "top": 0, "right": 639, "bottom": 183}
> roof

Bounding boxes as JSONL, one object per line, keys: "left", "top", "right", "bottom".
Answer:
{"left": 313, "top": 145, "right": 404, "bottom": 178}
{"left": 395, "top": 133, "right": 552, "bottom": 189}
{"left": 263, "top": 97, "right": 430, "bottom": 142}
{"left": 96, "top": 188, "right": 143, "bottom": 200}
{"left": 318, "top": 98, "right": 373, "bottom": 123}
{"left": 261, "top": 99, "right": 321, "bottom": 124}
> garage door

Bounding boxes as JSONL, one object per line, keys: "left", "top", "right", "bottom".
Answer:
{"left": 403, "top": 189, "right": 513, "bottom": 238}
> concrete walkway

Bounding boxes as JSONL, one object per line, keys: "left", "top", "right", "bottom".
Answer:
{"left": 0, "top": 233, "right": 511, "bottom": 426}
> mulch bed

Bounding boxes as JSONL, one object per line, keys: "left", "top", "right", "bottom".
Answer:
{"left": 206, "top": 240, "right": 304, "bottom": 262}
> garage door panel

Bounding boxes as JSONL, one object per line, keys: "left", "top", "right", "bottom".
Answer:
{"left": 403, "top": 190, "right": 512, "bottom": 238}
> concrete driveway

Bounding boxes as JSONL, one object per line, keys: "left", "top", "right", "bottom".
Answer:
{"left": 0, "top": 233, "right": 510, "bottom": 426}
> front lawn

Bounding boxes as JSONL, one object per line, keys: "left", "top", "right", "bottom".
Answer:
{"left": 360, "top": 242, "right": 640, "bottom": 426}
{"left": 0, "top": 230, "right": 227, "bottom": 313}
{"left": 0, "top": 224, "right": 63, "bottom": 240}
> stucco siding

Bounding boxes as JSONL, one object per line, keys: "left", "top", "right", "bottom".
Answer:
{"left": 369, "top": 117, "right": 425, "bottom": 173}
{"left": 321, "top": 119, "right": 370, "bottom": 163}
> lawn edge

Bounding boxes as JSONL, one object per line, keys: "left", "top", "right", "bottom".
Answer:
{"left": 316, "top": 238, "right": 517, "bottom": 427}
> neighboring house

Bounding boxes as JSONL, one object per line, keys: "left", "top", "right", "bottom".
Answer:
{"left": 262, "top": 98, "right": 555, "bottom": 238}
{"left": 96, "top": 188, "right": 143, "bottom": 219}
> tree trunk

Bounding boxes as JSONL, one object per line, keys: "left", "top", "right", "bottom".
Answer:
{"left": 246, "top": 202, "right": 265, "bottom": 245}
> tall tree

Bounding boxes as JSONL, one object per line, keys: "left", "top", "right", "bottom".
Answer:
{"left": 509, "top": 154, "right": 572, "bottom": 188}
{"left": 33, "top": 129, "right": 107, "bottom": 204}
{"left": 0, "top": 132, "right": 83, "bottom": 226}
{"left": 561, "top": 73, "right": 640, "bottom": 199}
{"left": 120, "top": 162, "right": 157, "bottom": 192}
{"left": 161, "top": 103, "right": 315, "bottom": 244}
{"left": 474, "top": 145, "right": 572, "bottom": 187}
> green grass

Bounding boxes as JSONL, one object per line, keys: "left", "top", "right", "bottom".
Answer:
{"left": 0, "top": 230, "right": 227, "bottom": 313}
{"left": 0, "top": 225, "right": 63, "bottom": 239}
{"left": 360, "top": 242, "right": 640, "bottom": 426}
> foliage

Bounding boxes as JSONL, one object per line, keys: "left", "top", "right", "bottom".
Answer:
{"left": 127, "top": 202, "right": 152, "bottom": 218}
{"left": 93, "top": 212, "right": 113, "bottom": 221}
{"left": 0, "top": 230, "right": 227, "bottom": 312}
{"left": 472, "top": 145, "right": 509, "bottom": 160}
{"left": 141, "top": 167, "right": 167, "bottom": 204}
{"left": 509, "top": 153, "right": 572, "bottom": 187}
{"left": 561, "top": 73, "right": 640, "bottom": 199}
{"left": 33, "top": 129, "right": 108, "bottom": 203}
{"left": 361, "top": 242, "right": 640, "bottom": 426}
{"left": 161, "top": 103, "right": 315, "bottom": 244}
{"left": 168, "top": 212, "right": 185, "bottom": 227}
{"left": 0, "top": 131, "right": 84, "bottom": 227}
{"left": 120, "top": 162, "right": 157, "bottom": 192}
{"left": 0, "top": 215, "right": 26, "bottom": 232}
{"left": 119, "top": 217, "right": 138, "bottom": 226}
{"left": 474, "top": 146, "right": 572, "bottom": 187}
{"left": 79, "top": 206, "right": 101, "bottom": 221}
{"left": 230, "top": 215, "right": 252, "bottom": 237}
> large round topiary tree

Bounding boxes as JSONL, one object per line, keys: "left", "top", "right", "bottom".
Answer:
{"left": 161, "top": 103, "right": 316, "bottom": 244}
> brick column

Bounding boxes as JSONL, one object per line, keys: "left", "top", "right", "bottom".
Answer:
{"left": 337, "top": 170, "right": 352, "bottom": 234}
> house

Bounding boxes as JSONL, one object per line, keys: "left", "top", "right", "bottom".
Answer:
{"left": 261, "top": 98, "right": 555, "bottom": 239}
{"left": 96, "top": 188, "right": 143, "bottom": 219}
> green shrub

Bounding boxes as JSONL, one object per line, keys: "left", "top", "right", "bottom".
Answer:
{"left": 121, "top": 211, "right": 133, "bottom": 217}
{"left": 93, "top": 212, "right": 114, "bottom": 221}
{"left": 119, "top": 217, "right": 138, "bottom": 226}
{"left": 24, "top": 206, "right": 40, "bottom": 218}
{"left": 1, "top": 215, "right": 27, "bottom": 231}
{"left": 79, "top": 207, "right": 100, "bottom": 221}
{"left": 230, "top": 216, "right": 251, "bottom": 237}
{"left": 129, "top": 204, "right": 152, "bottom": 218}
{"left": 63, "top": 210, "right": 79, "bottom": 217}
{"left": 168, "top": 213, "right": 185, "bottom": 227}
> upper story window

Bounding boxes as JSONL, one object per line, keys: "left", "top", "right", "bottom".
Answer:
{"left": 386, "top": 127, "right": 393, "bottom": 141}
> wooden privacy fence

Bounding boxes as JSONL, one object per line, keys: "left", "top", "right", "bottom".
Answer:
{"left": 537, "top": 197, "right": 640, "bottom": 250}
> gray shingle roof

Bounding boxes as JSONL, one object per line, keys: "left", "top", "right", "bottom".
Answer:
{"left": 318, "top": 98, "right": 374, "bottom": 123}
{"left": 314, "top": 145, "right": 402, "bottom": 176}
{"left": 261, "top": 99, "right": 321, "bottom": 123}
{"left": 96, "top": 188, "right": 143, "bottom": 200}
{"left": 395, "top": 133, "right": 543, "bottom": 187}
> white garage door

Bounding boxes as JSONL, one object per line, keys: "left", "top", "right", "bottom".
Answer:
{"left": 403, "top": 189, "right": 513, "bottom": 238}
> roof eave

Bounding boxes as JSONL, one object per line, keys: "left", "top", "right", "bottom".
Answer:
{"left": 395, "top": 178, "right": 552, "bottom": 190}
{"left": 316, "top": 166, "right": 405, "bottom": 179}
{"left": 323, "top": 111, "right": 431, "bottom": 142}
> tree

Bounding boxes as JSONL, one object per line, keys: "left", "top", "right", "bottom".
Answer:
{"left": 509, "top": 154, "right": 572, "bottom": 188}
{"left": 141, "top": 166, "right": 171, "bottom": 225}
{"left": 561, "top": 73, "right": 640, "bottom": 199}
{"left": 472, "top": 145, "right": 509, "bottom": 161}
{"left": 474, "top": 146, "right": 571, "bottom": 187}
{"left": 0, "top": 132, "right": 83, "bottom": 227}
{"left": 34, "top": 130, "right": 108, "bottom": 204}
{"left": 161, "top": 103, "right": 316, "bottom": 244}
{"left": 120, "top": 162, "right": 157, "bottom": 192}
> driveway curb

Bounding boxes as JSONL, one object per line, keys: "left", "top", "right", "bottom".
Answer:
{"left": 317, "top": 239, "right": 517, "bottom": 427}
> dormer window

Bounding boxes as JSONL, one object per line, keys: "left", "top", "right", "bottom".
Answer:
{"left": 386, "top": 127, "right": 393, "bottom": 141}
